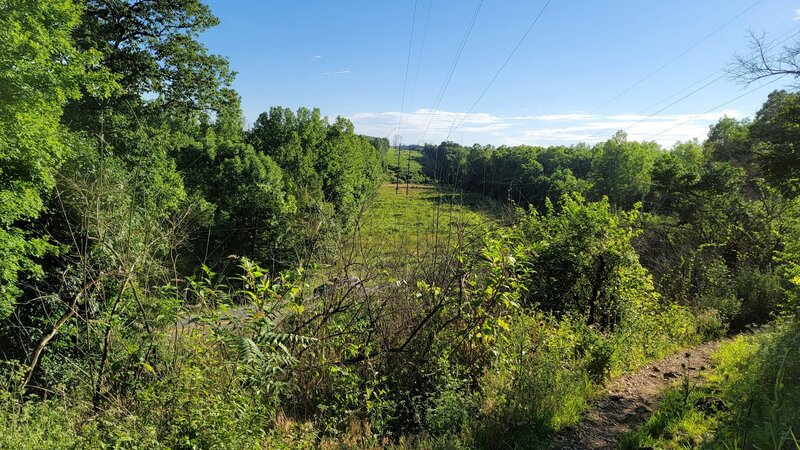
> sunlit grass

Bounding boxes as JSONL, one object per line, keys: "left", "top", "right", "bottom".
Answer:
{"left": 342, "top": 183, "right": 503, "bottom": 273}
{"left": 620, "top": 320, "right": 800, "bottom": 450}
{"left": 385, "top": 149, "right": 427, "bottom": 184}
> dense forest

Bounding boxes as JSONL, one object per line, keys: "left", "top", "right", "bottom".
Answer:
{"left": 1, "top": 1, "right": 798, "bottom": 449}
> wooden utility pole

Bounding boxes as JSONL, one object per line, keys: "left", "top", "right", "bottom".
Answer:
{"left": 405, "top": 146, "right": 411, "bottom": 195}
{"left": 393, "top": 135, "right": 401, "bottom": 194}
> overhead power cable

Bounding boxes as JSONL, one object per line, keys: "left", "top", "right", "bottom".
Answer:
{"left": 420, "top": 0, "right": 484, "bottom": 142}
{"left": 580, "top": 72, "right": 727, "bottom": 142}
{"left": 636, "top": 24, "right": 800, "bottom": 117}
{"left": 408, "top": 0, "right": 433, "bottom": 108}
{"left": 446, "top": 0, "right": 553, "bottom": 141}
{"left": 643, "top": 74, "right": 786, "bottom": 142}
{"left": 562, "top": 0, "right": 763, "bottom": 131}
{"left": 396, "top": 0, "right": 419, "bottom": 194}
{"left": 635, "top": 69, "right": 726, "bottom": 116}
{"left": 581, "top": 25, "right": 800, "bottom": 142}
{"left": 397, "top": 0, "right": 419, "bottom": 139}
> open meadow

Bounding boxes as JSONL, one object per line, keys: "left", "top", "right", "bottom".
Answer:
{"left": 338, "top": 182, "right": 505, "bottom": 276}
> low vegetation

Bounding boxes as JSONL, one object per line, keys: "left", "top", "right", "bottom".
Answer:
{"left": 1, "top": 1, "right": 798, "bottom": 448}
{"left": 620, "top": 318, "right": 800, "bottom": 449}
{"left": 386, "top": 148, "right": 430, "bottom": 185}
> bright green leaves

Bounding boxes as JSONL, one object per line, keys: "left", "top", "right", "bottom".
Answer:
{"left": 71, "top": 0, "right": 232, "bottom": 121}
{"left": 749, "top": 90, "right": 800, "bottom": 193}
{"left": 239, "top": 106, "right": 382, "bottom": 266}
{"left": 0, "top": 0, "right": 113, "bottom": 318}
{"left": 589, "top": 131, "right": 660, "bottom": 209}
{"left": 777, "top": 204, "right": 800, "bottom": 313}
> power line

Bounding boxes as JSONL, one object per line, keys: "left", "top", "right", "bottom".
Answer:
{"left": 636, "top": 24, "right": 800, "bottom": 117}
{"left": 580, "top": 72, "right": 727, "bottom": 142}
{"left": 446, "top": 0, "right": 553, "bottom": 141}
{"left": 408, "top": 0, "right": 433, "bottom": 108}
{"left": 562, "top": 0, "right": 763, "bottom": 131}
{"left": 635, "top": 69, "right": 725, "bottom": 116}
{"left": 420, "top": 0, "right": 484, "bottom": 143}
{"left": 621, "top": 27, "right": 800, "bottom": 137}
{"left": 397, "top": 0, "right": 419, "bottom": 140}
{"left": 626, "top": 72, "right": 726, "bottom": 130}
{"left": 579, "top": 26, "right": 800, "bottom": 142}
{"left": 396, "top": 0, "right": 419, "bottom": 194}
{"left": 643, "top": 74, "right": 786, "bottom": 142}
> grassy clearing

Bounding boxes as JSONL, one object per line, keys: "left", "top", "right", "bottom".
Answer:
{"left": 341, "top": 183, "right": 505, "bottom": 273}
{"left": 385, "top": 149, "right": 428, "bottom": 184}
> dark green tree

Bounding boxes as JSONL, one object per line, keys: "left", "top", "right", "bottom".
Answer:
{"left": 518, "top": 194, "right": 651, "bottom": 329}
{"left": 749, "top": 90, "right": 800, "bottom": 192}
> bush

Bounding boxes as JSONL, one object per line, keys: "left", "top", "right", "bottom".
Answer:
{"left": 732, "top": 268, "right": 785, "bottom": 329}
{"left": 474, "top": 313, "right": 594, "bottom": 448}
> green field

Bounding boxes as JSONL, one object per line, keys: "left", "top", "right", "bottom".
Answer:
{"left": 385, "top": 149, "right": 429, "bottom": 184}
{"left": 344, "top": 182, "right": 504, "bottom": 273}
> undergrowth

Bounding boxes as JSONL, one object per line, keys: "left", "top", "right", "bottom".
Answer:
{"left": 620, "top": 318, "right": 800, "bottom": 449}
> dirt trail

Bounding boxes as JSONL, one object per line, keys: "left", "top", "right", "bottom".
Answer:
{"left": 552, "top": 340, "right": 723, "bottom": 450}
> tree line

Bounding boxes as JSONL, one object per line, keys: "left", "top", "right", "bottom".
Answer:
{"left": 1, "top": 0, "right": 799, "bottom": 448}
{"left": 422, "top": 93, "right": 800, "bottom": 330}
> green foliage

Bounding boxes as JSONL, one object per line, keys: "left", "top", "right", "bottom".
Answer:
{"left": 234, "top": 106, "right": 384, "bottom": 266}
{"left": 187, "top": 134, "right": 299, "bottom": 269}
{"left": 0, "top": 398, "right": 87, "bottom": 449}
{"left": 619, "top": 376, "right": 715, "bottom": 450}
{"left": 712, "top": 320, "right": 800, "bottom": 448}
{"left": 0, "top": 0, "right": 112, "bottom": 318}
{"left": 622, "top": 319, "right": 800, "bottom": 449}
{"left": 423, "top": 371, "right": 477, "bottom": 437}
{"left": 422, "top": 141, "right": 592, "bottom": 210}
{"left": 475, "top": 313, "right": 594, "bottom": 446}
{"left": 350, "top": 183, "right": 498, "bottom": 272}
{"left": 749, "top": 90, "right": 800, "bottom": 193}
{"left": 518, "top": 193, "right": 649, "bottom": 329}
{"left": 3, "top": 0, "right": 800, "bottom": 447}
{"left": 68, "top": 0, "right": 234, "bottom": 126}
{"left": 778, "top": 210, "right": 800, "bottom": 313}
{"left": 386, "top": 149, "right": 429, "bottom": 184}
{"left": 590, "top": 130, "right": 659, "bottom": 208}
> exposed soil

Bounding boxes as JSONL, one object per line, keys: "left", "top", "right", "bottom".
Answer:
{"left": 552, "top": 340, "right": 723, "bottom": 449}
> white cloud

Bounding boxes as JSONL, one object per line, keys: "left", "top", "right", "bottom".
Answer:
{"left": 794, "top": 7, "right": 800, "bottom": 20}
{"left": 533, "top": 113, "right": 596, "bottom": 121}
{"left": 505, "top": 109, "right": 742, "bottom": 147}
{"left": 350, "top": 108, "right": 511, "bottom": 143}
{"left": 321, "top": 70, "right": 352, "bottom": 75}
{"left": 350, "top": 108, "right": 743, "bottom": 147}
{"left": 313, "top": 55, "right": 322, "bottom": 59}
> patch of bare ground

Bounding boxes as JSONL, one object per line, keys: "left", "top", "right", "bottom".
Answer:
{"left": 552, "top": 340, "right": 723, "bottom": 449}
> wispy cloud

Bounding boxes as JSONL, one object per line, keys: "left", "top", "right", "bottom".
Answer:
{"left": 794, "top": 7, "right": 800, "bottom": 20}
{"left": 505, "top": 109, "right": 743, "bottom": 146}
{"left": 322, "top": 70, "right": 351, "bottom": 75}
{"left": 349, "top": 108, "right": 743, "bottom": 147}
{"left": 313, "top": 55, "right": 322, "bottom": 59}
{"left": 533, "top": 113, "right": 597, "bottom": 121}
{"left": 350, "top": 108, "right": 511, "bottom": 143}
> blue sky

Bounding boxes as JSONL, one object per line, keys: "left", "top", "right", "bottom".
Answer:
{"left": 201, "top": 0, "right": 800, "bottom": 148}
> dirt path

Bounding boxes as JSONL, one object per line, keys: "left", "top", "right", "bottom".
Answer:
{"left": 552, "top": 340, "right": 723, "bottom": 450}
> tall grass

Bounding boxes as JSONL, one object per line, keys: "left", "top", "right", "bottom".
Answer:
{"left": 621, "top": 318, "right": 800, "bottom": 449}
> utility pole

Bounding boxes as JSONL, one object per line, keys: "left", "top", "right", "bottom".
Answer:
{"left": 393, "top": 135, "right": 402, "bottom": 194}
{"left": 405, "top": 143, "right": 411, "bottom": 195}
